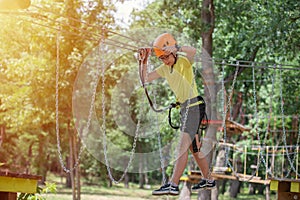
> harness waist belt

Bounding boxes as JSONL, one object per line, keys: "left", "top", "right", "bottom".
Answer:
{"left": 180, "top": 96, "right": 205, "bottom": 108}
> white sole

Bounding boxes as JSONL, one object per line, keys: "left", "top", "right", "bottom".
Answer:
{"left": 152, "top": 192, "right": 179, "bottom": 196}
{"left": 192, "top": 186, "right": 216, "bottom": 192}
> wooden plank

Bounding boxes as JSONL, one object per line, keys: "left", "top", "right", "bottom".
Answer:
{"left": 213, "top": 166, "right": 232, "bottom": 173}
{"left": 270, "top": 180, "right": 279, "bottom": 191}
{"left": 235, "top": 173, "right": 262, "bottom": 180}
{"left": 0, "top": 176, "right": 38, "bottom": 193}
{"left": 211, "top": 173, "right": 270, "bottom": 185}
{"left": 278, "top": 192, "right": 300, "bottom": 200}
{"left": 270, "top": 178, "right": 300, "bottom": 183}
{"left": 0, "top": 171, "right": 42, "bottom": 180}
{"left": 186, "top": 170, "right": 270, "bottom": 185}
{"left": 180, "top": 176, "right": 189, "bottom": 181}
{"left": 0, "top": 192, "right": 17, "bottom": 200}
{"left": 291, "top": 182, "right": 300, "bottom": 193}
{"left": 0, "top": 171, "right": 42, "bottom": 194}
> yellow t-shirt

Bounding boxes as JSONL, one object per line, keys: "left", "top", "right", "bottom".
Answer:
{"left": 156, "top": 55, "right": 198, "bottom": 103}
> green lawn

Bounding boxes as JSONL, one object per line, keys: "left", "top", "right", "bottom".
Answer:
{"left": 39, "top": 173, "right": 276, "bottom": 199}
{"left": 39, "top": 183, "right": 276, "bottom": 200}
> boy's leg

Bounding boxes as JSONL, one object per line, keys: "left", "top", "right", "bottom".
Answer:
{"left": 190, "top": 134, "right": 210, "bottom": 179}
{"left": 190, "top": 136, "right": 216, "bottom": 191}
{"left": 191, "top": 149, "right": 210, "bottom": 179}
{"left": 152, "top": 132, "right": 192, "bottom": 196}
{"left": 170, "top": 132, "right": 192, "bottom": 185}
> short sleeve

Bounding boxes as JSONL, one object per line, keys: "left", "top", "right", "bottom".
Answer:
{"left": 155, "top": 64, "right": 166, "bottom": 78}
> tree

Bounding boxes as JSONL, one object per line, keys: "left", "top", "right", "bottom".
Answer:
{"left": 131, "top": 0, "right": 299, "bottom": 199}
{"left": 0, "top": 0, "right": 31, "bottom": 9}
{"left": 0, "top": 0, "right": 117, "bottom": 199}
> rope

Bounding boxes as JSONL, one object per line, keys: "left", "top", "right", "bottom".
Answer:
{"left": 138, "top": 48, "right": 168, "bottom": 184}
{"left": 146, "top": 58, "right": 168, "bottom": 185}
{"left": 220, "top": 61, "right": 252, "bottom": 180}
{"left": 2, "top": 4, "right": 300, "bottom": 182}
{"left": 138, "top": 48, "right": 175, "bottom": 113}
{"left": 55, "top": 30, "right": 85, "bottom": 173}
{"left": 100, "top": 37, "right": 141, "bottom": 184}
{"left": 279, "top": 65, "right": 300, "bottom": 178}
{"left": 2, "top": 9, "right": 300, "bottom": 70}
{"left": 30, "top": 4, "right": 151, "bottom": 47}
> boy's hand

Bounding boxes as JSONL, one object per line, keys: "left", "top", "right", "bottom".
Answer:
{"left": 162, "top": 45, "right": 178, "bottom": 55}
{"left": 138, "top": 48, "right": 151, "bottom": 62}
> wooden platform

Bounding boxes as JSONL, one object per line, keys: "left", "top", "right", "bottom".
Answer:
{"left": 180, "top": 170, "right": 270, "bottom": 185}
{"left": 0, "top": 171, "right": 42, "bottom": 200}
{"left": 181, "top": 171, "right": 300, "bottom": 199}
{"left": 224, "top": 119, "right": 251, "bottom": 135}
{"left": 202, "top": 119, "right": 251, "bottom": 135}
{"left": 211, "top": 172, "right": 270, "bottom": 185}
{"left": 270, "top": 178, "right": 300, "bottom": 200}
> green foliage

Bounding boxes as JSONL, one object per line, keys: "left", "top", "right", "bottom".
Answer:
{"left": 0, "top": 0, "right": 117, "bottom": 179}
{"left": 214, "top": 0, "right": 300, "bottom": 62}
{"left": 0, "top": 0, "right": 299, "bottom": 192}
{"left": 18, "top": 182, "right": 57, "bottom": 200}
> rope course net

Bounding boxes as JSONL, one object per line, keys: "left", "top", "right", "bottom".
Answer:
{"left": 1, "top": 4, "right": 300, "bottom": 184}
{"left": 217, "top": 61, "right": 300, "bottom": 182}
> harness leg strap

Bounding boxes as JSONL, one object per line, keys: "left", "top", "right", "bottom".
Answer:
{"left": 192, "top": 138, "right": 199, "bottom": 153}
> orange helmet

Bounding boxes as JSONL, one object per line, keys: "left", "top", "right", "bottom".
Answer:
{"left": 152, "top": 33, "right": 177, "bottom": 57}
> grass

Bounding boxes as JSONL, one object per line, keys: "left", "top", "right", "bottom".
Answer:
{"left": 40, "top": 174, "right": 276, "bottom": 200}
{"left": 40, "top": 183, "right": 276, "bottom": 200}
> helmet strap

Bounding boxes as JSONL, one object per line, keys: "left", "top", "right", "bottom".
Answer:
{"left": 170, "top": 53, "right": 177, "bottom": 73}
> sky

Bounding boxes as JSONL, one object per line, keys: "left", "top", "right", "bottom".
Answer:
{"left": 114, "top": 0, "right": 152, "bottom": 27}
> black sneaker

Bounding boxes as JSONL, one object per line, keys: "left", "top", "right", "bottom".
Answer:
{"left": 192, "top": 179, "right": 216, "bottom": 191}
{"left": 152, "top": 183, "right": 179, "bottom": 196}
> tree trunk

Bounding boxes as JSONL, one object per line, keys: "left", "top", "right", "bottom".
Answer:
{"left": 221, "top": 180, "right": 227, "bottom": 194}
{"left": 37, "top": 134, "right": 48, "bottom": 183}
{"left": 179, "top": 181, "right": 191, "bottom": 200}
{"left": 199, "top": 0, "right": 215, "bottom": 199}
{"left": 0, "top": 125, "right": 4, "bottom": 148}
{"left": 211, "top": 147, "right": 226, "bottom": 200}
{"left": 108, "top": 179, "right": 112, "bottom": 187}
{"left": 73, "top": 128, "right": 81, "bottom": 200}
{"left": 249, "top": 183, "right": 255, "bottom": 195}
{"left": 257, "top": 184, "right": 264, "bottom": 195}
{"left": 66, "top": 157, "right": 72, "bottom": 188}
{"left": 265, "top": 184, "right": 270, "bottom": 200}
{"left": 68, "top": 127, "right": 76, "bottom": 200}
{"left": 124, "top": 173, "right": 129, "bottom": 188}
{"left": 211, "top": 181, "right": 219, "bottom": 200}
{"left": 229, "top": 180, "right": 240, "bottom": 198}
{"left": 139, "top": 144, "right": 144, "bottom": 189}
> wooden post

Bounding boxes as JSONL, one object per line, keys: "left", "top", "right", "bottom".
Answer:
{"left": 244, "top": 146, "right": 247, "bottom": 178}
{"left": 0, "top": 172, "right": 42, "bottom": 200}
{"left": 233, "top": 145, "right": 236, "bottom": 173}
{"left": 256, "top": 147, "right": 260, "bottom": 177}
{"left": 265, "top": 184, "right": 270, "bottom": 200}
{"left": 179, "top": 181, "right": 191, "bottom": 200}
{"left": 297, "top": 146, "right": 299, "bottom": 180}
{"left": 265, "top": 146, "right": 269, "bottom": 180}
{"left": 74, "top": 130, "right": 81, "bottom": 200}
{"left": 68, "top": 123, "right": 76, "bottom": 200}
{"left": 270, "top": 179, "right": 300, "bottom": 200}
{"left": 0, "top": 126, "right": 4, "bottom": 147}
{"left": 271, "top": 146, "right": 275, "bottom": 176}
{"left": 281, "top": 148, "right": 284, "bottom": 179}
{"left": 278, "top": 181, "right": 296, "bottom": 200}
{"left": 0, "top": 192, "right": 17, "bottom": 200}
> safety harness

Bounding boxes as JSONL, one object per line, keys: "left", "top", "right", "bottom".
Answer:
{"left": 168, "top": 99, "right": 208, "bottom": 131}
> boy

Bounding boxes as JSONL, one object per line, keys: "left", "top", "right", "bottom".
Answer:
{"left": 139, "top": 33, "right": 216, "bottom": 195}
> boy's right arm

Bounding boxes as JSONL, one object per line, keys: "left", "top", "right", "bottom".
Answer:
{"left": 139, "top": 48, "right": 161, "bottom": 83}
{"left": 144, "top": 69, "right": 160, "bottom": 83}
